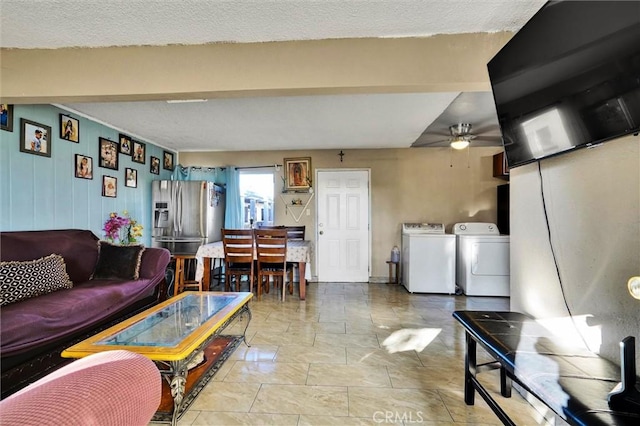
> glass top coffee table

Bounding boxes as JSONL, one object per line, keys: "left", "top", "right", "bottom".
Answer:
{"left": 62, "top": 291, "right": 253, "bottom": 425}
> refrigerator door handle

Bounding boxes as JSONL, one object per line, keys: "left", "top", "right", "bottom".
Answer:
{"left": 177, "top": 184, "right": 183, "bottom": 233}
{"left": 200, "top": 183, "right": 205, "bottom": 238}
{"left": 171, "top": 182, "right": 178, "bottom": 235}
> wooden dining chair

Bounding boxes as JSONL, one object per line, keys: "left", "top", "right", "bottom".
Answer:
{"left": 254, "top": 228, "right": 288, "bottom": 301}
{"left": 284, "top": 225, "right": 305, "bottom": 285}
{"left": 222, "top": 229, "right": 255, "bottom": 293}
{"left": 173, "top": 254, "right": 202, "bottom": 296}
{"left": 285, "top": 226, "right": 305, "bottom": 241}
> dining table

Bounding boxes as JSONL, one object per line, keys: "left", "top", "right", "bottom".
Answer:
{"left": 194, "top": 240, "right": 313, "bottom": 300}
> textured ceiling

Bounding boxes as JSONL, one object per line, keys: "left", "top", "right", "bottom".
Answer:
{"left": 1, "top": 0, "right": 547, "bottom": 152}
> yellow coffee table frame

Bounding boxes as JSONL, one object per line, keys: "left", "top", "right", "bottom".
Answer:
{"left": 62, "top": 291, "right": 253, "bottom": 425}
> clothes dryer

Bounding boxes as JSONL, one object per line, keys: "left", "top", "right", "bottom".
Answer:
{"left": 453, "top": 222, "right": 510, "bottom": 297}
{"left": 401, "top": 223, "right": 456, "bottom": 294}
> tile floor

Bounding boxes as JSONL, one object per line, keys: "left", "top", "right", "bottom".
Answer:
{"left": 165, "top": 282, "right": 554, "bottom": 425}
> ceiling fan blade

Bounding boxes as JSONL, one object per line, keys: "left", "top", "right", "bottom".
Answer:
{"left": 410, "top": 138, "right": 450, "bottom": 148}
{"left": 471, "top": 123, "right": 501, "bottom": 136}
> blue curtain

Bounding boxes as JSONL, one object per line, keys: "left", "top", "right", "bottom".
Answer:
{"left": 224, "top": 167, "right": 243, "bottom": 229}
{"left": 172, "top": 164, "right": 224, "bottom": 183}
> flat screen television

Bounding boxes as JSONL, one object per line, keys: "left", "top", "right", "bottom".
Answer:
{"left": 488, "top": 0, "right": 640, "bottom": 169}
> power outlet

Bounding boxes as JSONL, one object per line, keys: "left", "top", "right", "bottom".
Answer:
{"left": 306, "top": 209, "right": 310, "bottom": 216}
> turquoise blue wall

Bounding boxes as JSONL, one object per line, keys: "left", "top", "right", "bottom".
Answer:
{"left": 0, "top": 104, "right": 175, "bottom": 245}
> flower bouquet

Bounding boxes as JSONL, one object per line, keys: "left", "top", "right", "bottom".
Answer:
{"left": 103, "top": 211, "right": 143, "bottom": 244}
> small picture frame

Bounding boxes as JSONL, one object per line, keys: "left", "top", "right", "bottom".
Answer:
{"left": 74, "top": 154, "right": 93, "bottom": 179}
{"left": 99, "top": 137, "right": 119, "bottom": 170}
{"left": 60, "top": 114, "right": 79, "bottom": 143}
{"left": 163, "top": 150, "right": 174, "bottom": 171}
{"left": 119, "top": 133, "right": 132, "bottom": 155}
{"left": 125, "top": 167, "right": 137, "bottom": 188}
{"left": 284, "top": 157, "right": 312, "bottom": 191}
{"left": 150, "top": 156, "right": 160, "bottom": 175}
{"left": 1, "top": 104, "right": 13, "bottom": 132}
{"left": 20, "top": 118, "right": 52, "bottom": 158}
{"left": 102, "top": 176, "right": 117, "bottom": 198}
{"left": 132, "top": 140, "right": 146, "bottom": 164}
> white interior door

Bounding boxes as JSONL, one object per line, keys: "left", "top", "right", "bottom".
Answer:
{"left": 317, "top": 170, "right": 370, "bottom": 282}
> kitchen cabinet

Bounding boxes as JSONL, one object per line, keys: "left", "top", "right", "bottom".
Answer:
{"left": 493, "top": 152, "right": 510, "bottom": 180}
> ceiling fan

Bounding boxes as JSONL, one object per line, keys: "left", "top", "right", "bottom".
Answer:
{"left": 410, "top": 92, "right": 504, "bottom": 149}
{"left": 448, "top": 123, "right": 475, "bottom": 150}
{"left": 412, "top": 121, "right": 503, "bottom": 149}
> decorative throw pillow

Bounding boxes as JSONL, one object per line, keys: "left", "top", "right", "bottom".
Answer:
{"left": 0, "top": 254, "right": 73, "bottom": 307}
{"left": 91, "top": 241, "right": 145, "bottom": 280}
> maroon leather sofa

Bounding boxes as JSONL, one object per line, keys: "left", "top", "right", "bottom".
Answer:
{"left": 0, "top": 229, "right": 171, "bottom": 398}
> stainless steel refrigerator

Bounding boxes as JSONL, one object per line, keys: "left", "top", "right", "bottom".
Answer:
{"left": 151, "top": 180, "right": 226, "bottom": 254}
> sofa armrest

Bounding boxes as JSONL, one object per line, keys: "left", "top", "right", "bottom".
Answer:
{"left": 139, "top": 247, "right": 171, "bottom": 279}
{"left": 0, "top": 350, "right": 161, "bottom": 426}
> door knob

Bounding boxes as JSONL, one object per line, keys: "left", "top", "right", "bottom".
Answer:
{"left": 319, "top": 231, "right": 324, "bottom": 235}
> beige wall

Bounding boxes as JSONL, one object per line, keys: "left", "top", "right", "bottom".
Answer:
{"left": 180, "top": 146, "right": 505, "bottom": 280}
{"left": 510, "top": 134, "right": 640, "bottom": 366}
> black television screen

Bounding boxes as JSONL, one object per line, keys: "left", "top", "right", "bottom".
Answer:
{"left": 488, "top": 0, "right": 640, "bottom": 169}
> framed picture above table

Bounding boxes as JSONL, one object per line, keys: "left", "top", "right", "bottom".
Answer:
{"left": 284, "top": 157, "right": 311, "bottom": 191}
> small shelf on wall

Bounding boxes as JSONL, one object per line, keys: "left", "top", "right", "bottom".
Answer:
{"left": 279, "top": 191, "right": 314, "bottom": 223}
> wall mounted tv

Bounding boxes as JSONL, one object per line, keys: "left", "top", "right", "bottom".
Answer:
{"left": 488, "top": 0, "right": 640, "bottom": 169}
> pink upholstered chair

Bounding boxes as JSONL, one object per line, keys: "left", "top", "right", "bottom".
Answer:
{"left": 0, "top": 350, "right": 161, "bottom": 426}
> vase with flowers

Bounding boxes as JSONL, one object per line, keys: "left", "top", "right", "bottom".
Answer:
{"left": 103, "top": 211, "right": 143, "bottom": 245}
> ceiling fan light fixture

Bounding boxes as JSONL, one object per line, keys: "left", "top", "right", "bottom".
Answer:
{"left": 450, "top": 137, "right": 469, "bottom": 150}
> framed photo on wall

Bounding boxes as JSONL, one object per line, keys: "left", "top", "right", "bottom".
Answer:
{"left": 19, "top": 118, "right": 52, "bottom": 158}
{"left": 284, "top": 157, "right": 311, "bottom": 191}
{"left": 74, "top": 154, "right": 93, "bottom": 179}
{"left": 119, "top": 133, "right": 132, "bottom": 155}
{"left": 150, "top": 156, "right": 160, "bottom": 175}
{"left": 60, "top": 114, "right": 79, "bottom": 143}
{"left": 99, "top": 137, "right": 119, "bottom": 170}
{"left": 163, "top": 150, "right": 174, "bottom": 171}
{"left": 132, "top": 140, "right": 146, "bottom": 164}
{"left": 125, "top": 168, "right": 137, "bottom": 188}
{"left": 1, "top": 104, "right": 13, "bottom": 132}
{"left": 102, "top": 176, "right": 117, "bottom": 198}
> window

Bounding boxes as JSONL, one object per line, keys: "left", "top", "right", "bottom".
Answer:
{"left": 239, "top": 171, "right": 274, "bottom": 228}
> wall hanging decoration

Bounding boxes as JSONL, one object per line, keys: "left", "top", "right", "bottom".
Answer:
{"left": 59, "top": 114, "right": 79, "bottom": 143}
{"left": 99, "top": 137, "right": 119, "bottom": 170}
{"left": 119, "top": 133, "right": 132, "bottom": 155}
{"left": 74, "top": 154, "right": 93, "bottom": 179}
{"left": 102, "top": 176, "right": 117, "bottom": 198}
{"left": 163, "top": 151, "right": 174, "bottom": 171}
{"left": 20, "top": 118, "right": 52, "bottom": 158}
{"left": 125, "top": 168, "right": 137, "bottom": 188}
{"left": 283, "top": 157, "right": 311, "bottom": 191}
{"left": 1, "top": 104, "right": 14, "bottom": 132}
{"left": 150, "top": 156, "right": 160, "bottom": 175}
{"left": 132, "top": 140, "right": 146, "bottom": 164}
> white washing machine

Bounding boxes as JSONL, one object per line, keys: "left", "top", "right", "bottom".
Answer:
{"left": 453, "top": 222, "right": 510, "bottom": 297}
{"left": 401, "top": 223, "right": 456, "bottom": 294}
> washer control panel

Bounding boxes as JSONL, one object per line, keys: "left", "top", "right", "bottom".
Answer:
{"left": 453, "top": 222, "right": 500, "bottom": 235}
{"left": 403, "top": 223, "right": 445, "bottom": 234}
